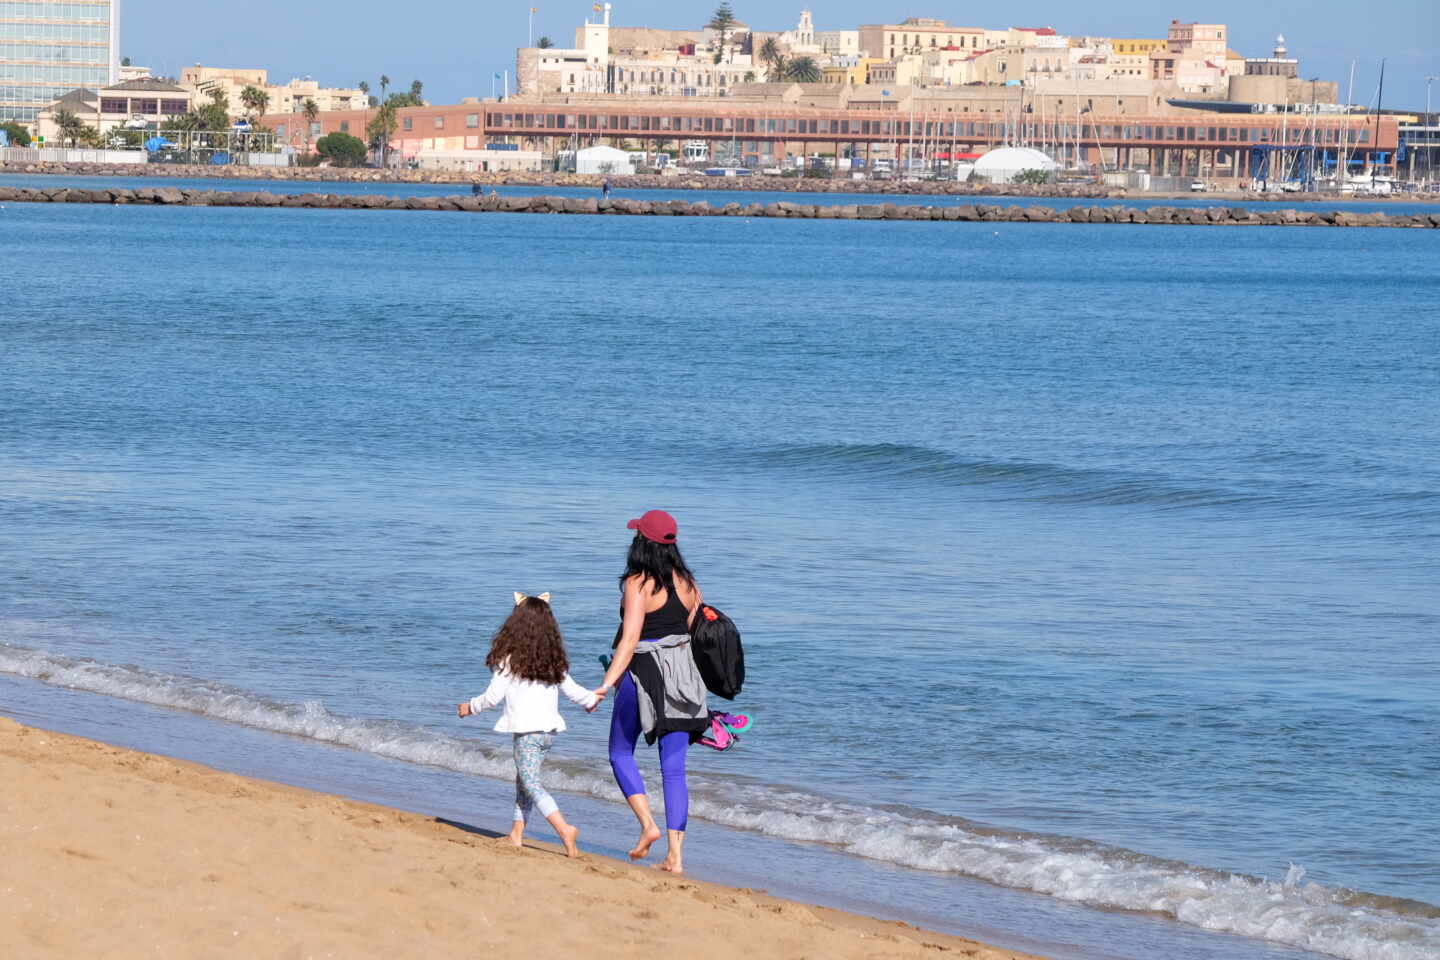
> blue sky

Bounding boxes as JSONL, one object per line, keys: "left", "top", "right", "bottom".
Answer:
{"left": 126, "top": 1, "right": 1438, "bottom": 111}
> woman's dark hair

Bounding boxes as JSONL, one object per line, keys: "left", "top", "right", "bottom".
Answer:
{"left": 619, "top": 533, "right": 696, "bottom": 593}
{"left": 487, "top": 597, "right": 568, "bottom": 685}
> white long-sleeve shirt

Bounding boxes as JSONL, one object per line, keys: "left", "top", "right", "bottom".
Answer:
{"left": 467, "top": 663, "right": 599, "bottom": 733}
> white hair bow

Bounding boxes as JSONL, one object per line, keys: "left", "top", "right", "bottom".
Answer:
{"left": 513, "top": 591, "right": 552, "bottom": 605}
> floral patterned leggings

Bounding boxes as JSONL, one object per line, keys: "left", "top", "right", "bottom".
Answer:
{"left": 513, "top": 732, "right": 558, "bottom": 823}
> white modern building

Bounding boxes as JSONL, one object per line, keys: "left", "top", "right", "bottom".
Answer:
{"left": 0, "top": 0, "right": 120, "bottom": 125}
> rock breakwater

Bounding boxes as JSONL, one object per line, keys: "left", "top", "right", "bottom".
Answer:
{"left": 3, "top": 186, "right": 1436, "bottom": 229}
{"left": 0, "top": 159, "right": 1120, "bottom": 198}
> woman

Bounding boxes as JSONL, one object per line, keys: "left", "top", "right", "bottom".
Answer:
{"left": 594, "top": 509, "right": 708, "bottom": 874}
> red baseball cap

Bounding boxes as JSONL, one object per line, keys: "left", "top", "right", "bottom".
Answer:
{"left": 627, "top": 509, "right": 678, "bottom": 544}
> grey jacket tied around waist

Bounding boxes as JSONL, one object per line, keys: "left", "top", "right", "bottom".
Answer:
{"left": 629, "top": 633, "right": 709, "bottom": 740}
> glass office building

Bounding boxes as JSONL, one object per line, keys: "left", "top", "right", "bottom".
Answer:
{"left": 1, "top": 1, "right": 119, "bottom": 125}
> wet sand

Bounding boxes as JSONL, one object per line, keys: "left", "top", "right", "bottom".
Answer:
{"left": 0, "top": 717, "right": 1045, "bottom": 959}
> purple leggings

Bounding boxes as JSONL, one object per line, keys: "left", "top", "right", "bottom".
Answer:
{"left": 608, "top": 672, "right": 690, "bottom": 831}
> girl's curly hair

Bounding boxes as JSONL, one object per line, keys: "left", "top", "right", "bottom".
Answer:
{"left": 487, "top": 596, "right": 569, "bottom": 685}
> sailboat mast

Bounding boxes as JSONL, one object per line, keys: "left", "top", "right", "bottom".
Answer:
{"left": 1372, "top": 58, "right": 1386, "bottom": 183}
{"left": 1338, "top": 60, "right": 1355, "bottom": 185}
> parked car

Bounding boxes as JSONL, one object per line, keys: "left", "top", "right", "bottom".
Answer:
{"left": 1189, "top": 180, "right": 1207, "bottom": 192}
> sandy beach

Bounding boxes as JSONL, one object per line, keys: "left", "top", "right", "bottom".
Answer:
{"left": 0, "top": 717, "right": 1043, "bottom": 960}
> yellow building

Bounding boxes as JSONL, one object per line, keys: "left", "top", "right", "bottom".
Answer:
{"left": 1111, "top": 39, "right": 1167, "bottom": 57}
{"left": 822, "top": 58, "right": 884, "bottom": 85}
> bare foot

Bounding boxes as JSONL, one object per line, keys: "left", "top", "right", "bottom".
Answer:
{"left": 505, "top": 828, "right": 524, "bottom": 849}
{"left": 557, "top": 823, "right": 580, "bottom": 858}
{"left": 628, "top": 823, "right": 662, "bottom": 860}
{"left": 654, "top": 856, "right": 683, "bottom": 875}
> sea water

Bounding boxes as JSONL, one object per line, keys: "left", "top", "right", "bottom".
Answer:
{"left": 2, "top": 200, "right": 1437, "bottom": 960}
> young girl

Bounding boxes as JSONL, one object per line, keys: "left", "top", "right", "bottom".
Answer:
{"left": 456, "top": 592, "right": 603, "bottom": 857}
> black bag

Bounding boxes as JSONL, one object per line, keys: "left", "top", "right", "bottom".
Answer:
{"left": 689, "top": 604, "right": 744, "bottom": 700}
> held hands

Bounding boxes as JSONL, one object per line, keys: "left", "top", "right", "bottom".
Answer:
{"left": 457, "top": 701, "right": 472, "bottom": 719}
{"left": 586, "top": 685, "right": 612, "bottom": 713}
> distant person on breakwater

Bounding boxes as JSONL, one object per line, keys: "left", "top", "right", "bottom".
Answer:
{"left": 602, "top": 178, "right": 611, "bottom": 199}
{"left": 456, "top": 593, "right": 603, "bottom": 858}
{"left": 594, "top": 510, "right": 708, "bottom": 875}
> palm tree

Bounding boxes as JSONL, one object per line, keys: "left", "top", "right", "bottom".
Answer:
{"left": 53, "top": 109, "right": 87, "bottom": 147}
{"left": 707, "top": 3, "right": 737, "bottom": 64}
{"left": 358, "top": 80, "right": 370, "bottom": 106}
{"left": 759, "top": 36, "right": 783, "bottom": 78}
{"left": 239, "top": 85, "right": 269, "bottom": 121}
{"left": 379, "top": 74, "right": 390, "bottom": 103}
{"left": 537, "top": 36, "right": 554, "bottom": 49}
{"left": 409, "top": 79, "right": 423, "bottom": 104}
{"left": 366, "top": 101, "right": 397, "bottom": 168}
{"left": 784, "top": 56, "right": 822, "bottom": 84}
{"left": 302, "top": 98, "right": 319, "bottom": 153}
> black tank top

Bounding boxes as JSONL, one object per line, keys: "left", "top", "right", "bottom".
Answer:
{"left": 621, "top": 579, "right": 692, "bottom": 640}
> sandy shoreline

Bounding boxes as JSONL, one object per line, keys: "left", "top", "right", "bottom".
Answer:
{"left": 1, "top": 717, "right": 1044, "bottom": 960}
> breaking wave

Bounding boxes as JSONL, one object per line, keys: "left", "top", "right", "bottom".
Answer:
{"left": 3, "top": 641, "right": 1437, "bottom": 960}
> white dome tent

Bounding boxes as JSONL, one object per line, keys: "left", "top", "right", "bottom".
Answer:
{"left": 966, "top": 147, "right": 1059, "bottom": 184}
{"left": 573, "top": 145, "right": 632, "bottom": 175}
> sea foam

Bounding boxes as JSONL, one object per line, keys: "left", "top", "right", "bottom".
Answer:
{"left": 3, "top": 641, "right": 1436, "bottom": 960}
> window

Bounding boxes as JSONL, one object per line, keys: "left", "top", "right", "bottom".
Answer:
{"left": 403, "top": 117, "right": 413, "bottom": 130}
{"left": 466, "top": 113, "right": 479, "bottom": 128}
{"left": 161, "top": 99, "right": 187, "bottom": 114}
{"left": 100, "top": 97, "right": 125, "bottom": 113}
{"left": 339, "top": 120, "right": 349, "bottom": 133}
{"left": 310, "top": 121, "right": 320, "bottom": 136}
{"left": 434, "top": 116, "right": 444, "bottom": 129}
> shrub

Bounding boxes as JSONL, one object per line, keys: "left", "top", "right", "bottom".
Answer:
{"left": 1, "top": 120, "right": 32, "bottom": 146}
{"left": 1012, "top": 168, "right": 1051, "bottom": 185}
{"left": 315, "top": 131, "right": 368, "bottom": 166}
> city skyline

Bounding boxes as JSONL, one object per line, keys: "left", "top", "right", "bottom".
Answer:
{"left": 118, "top": 0, "right": 1437, "bottom": 111}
